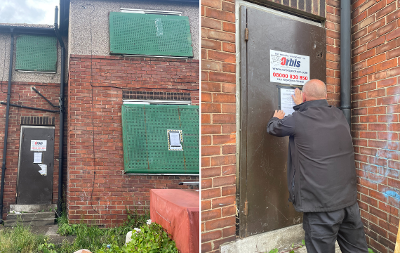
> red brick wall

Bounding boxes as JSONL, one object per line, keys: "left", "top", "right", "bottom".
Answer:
{"left": 67, "top": 55, "right": 199, "bottom": 226}
{"left": 0, "top": 81, "right": 61, "bottom": 219}
{"left": 352, "top": 0, "right": 400, "bottom": 252}
{"left": 201, "top": 0, "right": 340, "bottom": 252}
{"left": 201, "top": 0, "right": 237, "bottom": 252}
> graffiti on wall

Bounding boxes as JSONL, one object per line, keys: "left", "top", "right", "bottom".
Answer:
{"left": 361, "top": 105, "right": 400, "bottom": 204}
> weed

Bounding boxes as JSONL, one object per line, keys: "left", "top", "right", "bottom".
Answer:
{"left": 0, "top": 223, "right": 47, "bottom": 253}
{"left": 97, "top": 222, "right": 178, "bottom": 253}
{"left": 54, "top": 208, "right": 151, "bottom": 252}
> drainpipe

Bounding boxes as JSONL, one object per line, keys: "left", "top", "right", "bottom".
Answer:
{"left": 54, "top": 6, "right": 65, "bottom": 217}
{"left": 340, "top": 0, "right": 351, "bottom": 126}
{"left": 0, "top": 28, "right": 14, "bottom": 224}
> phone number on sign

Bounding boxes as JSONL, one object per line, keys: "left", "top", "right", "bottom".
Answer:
{"left": 272, "top": 72, "right": 308, "bottom": 80}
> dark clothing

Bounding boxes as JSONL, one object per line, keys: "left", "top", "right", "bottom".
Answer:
{"left": 267, "top": 100, "right": 357, "bottom": 212}
{"left": 303, "top": 202, "right": 368, "bottom": 253}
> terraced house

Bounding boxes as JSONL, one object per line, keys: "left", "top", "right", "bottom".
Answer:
{"left": 0, "top": 0, "right": 199, "bottom": 228}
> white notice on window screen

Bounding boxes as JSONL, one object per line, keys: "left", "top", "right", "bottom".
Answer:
{"left": 280, "top": 88, "right": 296, "bottom": 116}
{"left": 170, "top": 132, "right": 181, "bottom": 146}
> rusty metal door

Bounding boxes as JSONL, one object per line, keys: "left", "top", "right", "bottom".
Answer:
{"left": 239, "top": 6, "right": 326, "bottom": 237}
{"left": 17, "top": 126, "right": 55, "bottom": 204}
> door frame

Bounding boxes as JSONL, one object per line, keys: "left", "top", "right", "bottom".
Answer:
{"left": 17, "top": 125, "right": 55, "bottom": 204}
{"left": 235, "top": 1, "right": 325, "bottom": 238}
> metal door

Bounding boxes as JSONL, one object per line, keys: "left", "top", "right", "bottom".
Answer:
{"left": 239, "top": 5, "right": 326, "bottom": 237}
{"left": 17, "top": 126, "right": 55, "bottom": 204}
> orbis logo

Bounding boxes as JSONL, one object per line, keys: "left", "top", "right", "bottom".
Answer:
{"left": 281, "top": 57, "right": 301, "bottom": 67}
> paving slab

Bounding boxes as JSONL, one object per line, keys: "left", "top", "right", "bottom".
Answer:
{"left": 0, "top": 224, "right": 75, "bottom": 245}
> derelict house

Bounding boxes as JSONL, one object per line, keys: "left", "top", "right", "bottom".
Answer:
{"left": 0, "top": 0, "right": 199, "bottom": 228}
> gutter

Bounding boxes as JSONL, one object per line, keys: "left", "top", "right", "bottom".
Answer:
{"left": 0, "top": 26, "right": 55, "bottom": 36}
{"left": 0, "top": 28, "right": 14, "bottom": 224}
{"left": 340, "top": 1, "right": 351, "bottom": 126}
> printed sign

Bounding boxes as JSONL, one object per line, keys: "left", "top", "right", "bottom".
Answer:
{"left": 30, "top": 140, "right": 47, "bottom": 151}
{"left": 270, "top": 50, "right": 310, "bottom": 85}
{"left": 280, "top": 88, "right": 296, "bottom": 116}
{"left": 33, "top": 152, "right": 42, "bottom": 164}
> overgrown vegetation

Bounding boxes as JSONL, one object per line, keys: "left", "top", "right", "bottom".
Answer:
{"left": 0, "top": 223, "right": 47, "bottom": 253}
{"left": 0, "top": 209, "right": 178, "bottom": 253}
{"left": 97, "top": 223, "right": 178, "bottom": 253}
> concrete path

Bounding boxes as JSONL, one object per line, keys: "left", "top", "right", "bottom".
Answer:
{"left": 277, "top": 242, "right": 342, "bottom": 253}
{"left": 0, "top": 224, "right": 75, "bottom": 244}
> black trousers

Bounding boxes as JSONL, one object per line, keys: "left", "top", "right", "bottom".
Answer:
{"left": 303, "top": 202, "right": 369, "bottom": 253}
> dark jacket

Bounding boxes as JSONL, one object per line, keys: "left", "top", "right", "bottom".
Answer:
{"left": 267, "top": 99, "right": 357, "bottom": 212}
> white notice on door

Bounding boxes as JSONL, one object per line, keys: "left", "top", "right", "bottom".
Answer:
{"left": 38, "top": 164, "right": 47, "bottom": 176}
{"left": 33, "top": 152, "right": 42, "bottom": 164}
{"left": 31, "top": 140, "right": 47, "bottom": 151}
{"left": 270, "top": 50, "right": 310, "bottom": 85}
{"left": 280, "top": 88, "right": 296, "bottom": 116}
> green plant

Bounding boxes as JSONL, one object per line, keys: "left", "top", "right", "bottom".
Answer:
{"left": 38, "top": 238, "right": 57, "bottom": 253}
{"left": 0, "top": 223, "right": 47, "bottom": 253}
{"left": 54, "top": 208, "right": 151, "bottom": 252}
{"left": 97, "top": 222, "right": 178, "bottom": 253}
{"left": 268, "top": 249, "right": 278, "bottom": 253}
{"left": 368, "top": 248, "right": 375, "bottom": 253}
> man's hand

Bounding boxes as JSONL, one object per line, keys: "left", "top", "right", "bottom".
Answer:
{"left": 273, "top": 110, "right": 285, "bottom": 119}
{"left": 292, "top": 88, "right": 303, "bottom": 105}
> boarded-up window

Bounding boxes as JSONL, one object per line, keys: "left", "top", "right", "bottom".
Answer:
{"left": 15, "top": 35, "right": 57, "bottom": 72}
{"left": 122, "top": 104, "right": 199, "bottom": 174}
{"left": 109, "top": 12, "right": 193, "bottom": 57}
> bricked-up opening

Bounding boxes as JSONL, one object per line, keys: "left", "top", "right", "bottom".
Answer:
{"left": 122, "top": 90, "right": 191, "bottom": 101}
{"left": 21, "top": 116, "right": 56, "bottom": 126}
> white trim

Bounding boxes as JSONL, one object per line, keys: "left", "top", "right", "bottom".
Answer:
{"left": 123, "top": 100, "right": 191, "bottom": 105}
{"left": 125, "top": 173, "right": 199, "bottom": 176}
{"left": 120, "top": 8, "right": 182, "bottom": 16}
{"left": 122, "top": 54, "right": 189, "bottom": 59}
{"left": 16, "top": 70, "right": 57, "bottom": 74}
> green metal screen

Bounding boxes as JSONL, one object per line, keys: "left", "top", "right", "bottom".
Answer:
{"left": 15, "top": 35, "right": 57, "bottom": 72}
{"left": 122, "top": 104, "right": 199, "bottom": 174}
{"left": 109, "top": 12, "right": 193, "bottom": 57}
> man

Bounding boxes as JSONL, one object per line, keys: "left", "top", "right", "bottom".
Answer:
{"left": 267, "top": 79, "right": 368, "bottom": 253}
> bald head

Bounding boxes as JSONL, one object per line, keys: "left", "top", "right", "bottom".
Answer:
{"left": 302, "top": 79, "right": 327, "bottom": 101}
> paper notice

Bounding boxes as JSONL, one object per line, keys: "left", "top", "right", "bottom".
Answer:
{"left": 34, "top": 152, "right": 42, "bottom": 164}
{"left": 169, "top": 132, "right": 181, "bottom": 147}
{"left": 38, "top": 164, "right": 47, "bottom": 176}
{"left": 280, "top": 88, "right": 296, "bottom": 116}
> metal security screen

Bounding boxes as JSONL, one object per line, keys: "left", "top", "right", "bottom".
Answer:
{"left": 109, "top": 12, "right": 193, "bottom": 57}
{"left": 122, "top": 104, "right": 199, "bottom": 174}
{"left": 15, "top": 35, "right": 57, "bottom": 72}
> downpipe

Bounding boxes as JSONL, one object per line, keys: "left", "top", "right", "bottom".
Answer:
{"left": 340, "top": 0, "right": 351, "bottom": 126}
{"left": 0, "top": 28, "right": 14, "bottom": 224}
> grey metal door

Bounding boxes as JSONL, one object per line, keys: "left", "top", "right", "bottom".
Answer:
{"left": 17, "top": 126, "right": 55, "bottom": 204}
{"left": 239, "top": 6, "right": 326, "bottom": 237}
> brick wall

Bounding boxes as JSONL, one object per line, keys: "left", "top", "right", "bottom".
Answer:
{"left": 0, "top": 81, "right": 61, "bottom": 219}
{"left": 352, "top": 0, "right": 400, "bottom": 252}
{"left": 67, "top": 55, "right": 199, "bottom": 226}
{"left": 201, "top": 0, "right": 339, "bottom": 252}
